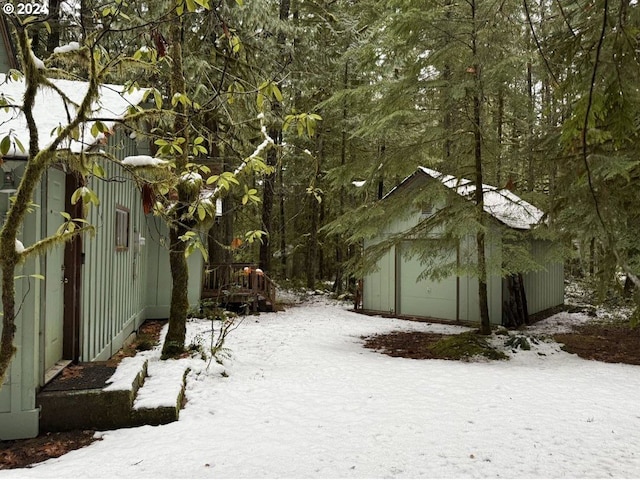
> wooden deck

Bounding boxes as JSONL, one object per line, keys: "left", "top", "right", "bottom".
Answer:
{"left": 201, "top": 263, "right": 276, "bottom": 312}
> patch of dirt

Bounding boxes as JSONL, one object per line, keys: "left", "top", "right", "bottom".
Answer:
{"left": 0, "top": 431, "right": 97, "bottom": 470}
{"left": 364, "top": 320, "right": 640, "bottom": 365}
{"left": 553, "top": 322, "right": 640, "bottom": 365}
{"left": 362, "top": 331, "right": 452, "bottom": 359}
{"left": 109, "top": 319, "right": 167, "bottom": 364}
{"left": 0, "top": 319, "right": 166, "bottom": 470}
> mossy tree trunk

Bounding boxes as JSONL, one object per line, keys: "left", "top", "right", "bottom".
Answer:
{"left": 470, "top": 0, "right": 491, "bottom": 335}
{"left": 161, "top": 11, "right": 190, "bottom": 359}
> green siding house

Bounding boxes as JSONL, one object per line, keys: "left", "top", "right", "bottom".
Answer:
{"left": 0, "top": 29, "right": 204, "bottom": 440}
{"left": 362, "top": 167, "right": 564, "bottom": 325}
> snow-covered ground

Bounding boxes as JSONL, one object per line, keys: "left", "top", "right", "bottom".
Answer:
{"left": 3, "top": 296, "right": 640, "bottom": 478}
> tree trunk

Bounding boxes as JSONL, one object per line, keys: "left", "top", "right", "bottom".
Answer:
{"left": 306, "top": 201, "right": 319, "bottom": 290}
{"left": 163, "top": 227, "right": 189, "bottom": 357}
{"left": 470, "top": 0, "right": 491, "bottom": 335}
{"left": 45, "top": 0, "right": 62, "bottom": 54}
{"left": 259, "top": 0, "right": 290, "bottom": 273}
{"left": 162, "top": 12, "right": 190, "bottom": 358}
{"left": 278, "top": 161, "right": 287, "bottom": 276}
{"left": 496, "top": 89, "right": 504, "bottom": 186}
{"left": 333, "top": 60, "right": 350, "bottom": 294}
{"left": 0, "top": 256, "right": 18, "bottom": 388}
{"left": 259, "top": 144, "right": 276, "bottom": 272}
{"left": 526, "top": 54, "right": 535, "bottom": 192}
{"left": 306, "top": 131, "right": 323, "bottom": 289}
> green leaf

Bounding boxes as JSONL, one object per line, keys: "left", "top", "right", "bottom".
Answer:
{"left": 307, "top": 117, "right": 316, "bottom": 137}
{"left": 92, "top": 163, "right": 106, "bottom": 178}
{"left": 0, "top": 135, "right": 10, "bottom": 155}
{"left": 14, "top": 137, "right": 25, "bottom": 153}
{"left": 71, "top": 187, "right": 84, "bottom": 205}
{"left": 153, "top": 90, "right": 162, "bottom": 109}
{"left": 272, "top": 83, "right": 283, "bottom": 102}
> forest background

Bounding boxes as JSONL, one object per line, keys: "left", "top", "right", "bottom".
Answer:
{"left": 3, "top": 0, "right": 640, "bottom": 333}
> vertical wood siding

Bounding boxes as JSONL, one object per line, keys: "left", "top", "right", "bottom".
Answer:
{"left": 522, "top": 240, "right": 565, "bottom": 315}
{"left": 80, "top": 130, "right": 149, "bottom": 361}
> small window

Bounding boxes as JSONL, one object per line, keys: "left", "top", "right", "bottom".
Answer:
{"left": 420, "top": 203, "right": 434, "bottom": 217}
{"left": 115, "top": 205, "right": 130, "bottom": 251}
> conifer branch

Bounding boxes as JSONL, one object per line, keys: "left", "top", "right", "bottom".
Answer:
{"left": 522, "top": 0, "right": 559, "bottom": 86}
{"left": 581, "top": 0, "right": 608, "bottom": 232}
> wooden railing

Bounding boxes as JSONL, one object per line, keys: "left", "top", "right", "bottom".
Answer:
{"left": 202, "top": 263, "right": 276, "bottom": 311}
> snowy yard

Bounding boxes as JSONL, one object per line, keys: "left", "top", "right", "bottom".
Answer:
{"left": 2, "top": 296, "right": 640, "bottom": 478}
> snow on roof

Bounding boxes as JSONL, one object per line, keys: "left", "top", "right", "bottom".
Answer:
{"left": 392, "top": 166, "right": 544, "bottom": 230}
{"left": 0, "top": 73, "right": 147, "bottom": 157}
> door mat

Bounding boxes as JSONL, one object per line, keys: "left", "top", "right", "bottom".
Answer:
{"left": 40, "top": 363, "right": 117, "bottom": 392}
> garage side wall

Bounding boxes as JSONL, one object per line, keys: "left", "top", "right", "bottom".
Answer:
{"left": 522, "top": 240, "right": 564, "bottom": 315}
{"left": 457, "top": 232, "right": 503, "bottom": 324}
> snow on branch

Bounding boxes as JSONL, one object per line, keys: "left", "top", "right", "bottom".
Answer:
{"left": 122, "top": 155, "right": 169, "bottom": 167}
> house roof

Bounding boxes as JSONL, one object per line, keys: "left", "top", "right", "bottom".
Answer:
{"left": 389, "top": 166, "right": 544, "bottom": 230}
{"left": 0, "top": 73, "right": 147, "bottom": 158}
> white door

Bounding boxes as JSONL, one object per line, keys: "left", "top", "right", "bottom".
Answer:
{"left": 44, "top": 169, "right": 66, "bottom": 372}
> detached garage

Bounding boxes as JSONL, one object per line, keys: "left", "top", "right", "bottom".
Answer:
{"left": 361, "top": 167, "right": 564, "bottom": 326}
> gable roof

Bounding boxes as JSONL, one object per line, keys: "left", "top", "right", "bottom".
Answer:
{"left": 388, "top": 166, "right": 544, "bottom": 230}
{"left": 0, "top": 74, "right": 146, "bottom": 158}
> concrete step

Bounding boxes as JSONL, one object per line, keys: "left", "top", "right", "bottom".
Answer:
{"left": 37, "top": 357, "right": 148, "bottom": 432}
{"left": 131, "top": 360, "right": 190, "bottom": 426}
{"left": 37, "top": 355, "right": 189, "bottom": 432}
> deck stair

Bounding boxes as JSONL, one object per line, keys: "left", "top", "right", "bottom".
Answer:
{"left": 37, "top": 355, "right": 189, "bottom": 432}
{"left": 202, "top": 263, "right": 277, "bottom": 312}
